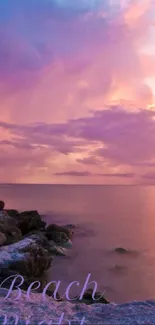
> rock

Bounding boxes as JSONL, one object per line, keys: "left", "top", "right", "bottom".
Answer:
{"left": 23, "top": 232, "right": 53, "bottom": 255}
{"left": 0, "top": 293, "right": 155, "bottom": 325}
{"left": 5, "top": 209, "right": 20, "bottom": 219}
{"left": 0, "top": 211, "right": 17, "bottom": 230}
{"left": 46, "top": 224, "right": 72, "bottom": 239}
{"left": 0, "top": 211, "right": 22, "bottom": 245}
{"left": 46, "top": 230, "right": 69, "bottom": 244}
{"left": 49, "top": 244, "right": 67, "bottom": 256}
{"left": 17, "top": 210, "right": 46, "bottom": 235}
{"left": 0, "top": 235, "right": 53, "bottom": 287}
{"left": 81, "top": 288, "right": 110, "bottom": 304}
{"left": 61, "top": 239, "right": 73, "bottom": 248}
{"left": 5, "top": 227, "right": 22, "bottom": 245}
{"left": 0, "top": 232, "right": 6, "bottom": 246}
{"left": 114, "top": 247, "right": 128, "bottom": 254}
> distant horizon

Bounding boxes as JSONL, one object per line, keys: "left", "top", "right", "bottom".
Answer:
{"left": 0, "top": 183, "right": 155, "bottom": 186}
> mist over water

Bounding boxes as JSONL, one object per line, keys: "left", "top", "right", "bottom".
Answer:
{"left": 1, "top": 184, "right": 155, "bottom": 303}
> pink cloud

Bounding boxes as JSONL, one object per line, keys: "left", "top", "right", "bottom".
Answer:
{"left": 0, "top": 0, "right": 155, "bottom": 183}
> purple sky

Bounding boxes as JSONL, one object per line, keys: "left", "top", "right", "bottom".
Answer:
{"left": 0, "top": 0, "right": 155, "bottom": 184}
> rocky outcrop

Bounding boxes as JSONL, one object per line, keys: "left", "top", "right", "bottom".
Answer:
{"left": 0, "top": 235, "right": 53, "bottom": 289}
{"left": 45, "top": 224, "right": 73, "bottom": 245}
{"left": 6, "top": 210, "right": 46, "bottom": 235}
{"left": 46, "top": 224, "right": 73, "bottom": 239}
{"left": 0, "top": 207, "right": 78, "bottom": 301}
{"left": 0, "top": 232, "right": 6, "bottom": 246}
{"left": 0, "top": 211, "right": 22, "bottom": 245}
{"left": 18, "top": 211, "right": 46, "bottom": 235}
{"left": 0, "top": 290, "right": 154, "bottom": 325}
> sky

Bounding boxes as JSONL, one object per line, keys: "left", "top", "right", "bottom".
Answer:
{"left": 0, "top": 0, "right": 155, "bottom": 184}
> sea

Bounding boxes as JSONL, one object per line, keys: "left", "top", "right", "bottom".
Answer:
{"left": 0, "top": 184, "right": 155, "bottom": 304}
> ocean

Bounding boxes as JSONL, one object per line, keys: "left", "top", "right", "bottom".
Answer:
{"left": 0, "top": 184, "right": 155, "bottom": 304}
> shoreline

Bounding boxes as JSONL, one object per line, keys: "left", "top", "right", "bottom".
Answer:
{"left": 0, "top": 208, "right": 154, "bottom": 324}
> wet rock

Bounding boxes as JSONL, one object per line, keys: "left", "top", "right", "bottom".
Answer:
{"left": 0, "top": 211, "right": 22, "bottom": 245}
{"left": 46, "top": 231, "right": 69, "bottom": 245}
{"left": 49, "top": 244, "right": 67, "bottom": 256}
{"left": 0, "top": 292, "right": 155, "bottom": 325}
{"left": 0, "top": 235, "right": 53, "bottom": 286}
{"left": 81, "top": 288, "right": 110, "bottom": 305}
{"left": 0, "top": 211, "right": 17, "bottom": 231}
{"left": 0, "top": 232, "right": 6, "bottom": 246}
{"left": 114, "top": 247, "right": 128, "bottom": 254}
{"left": 46, "top": 224, "right": 73, "bottom": 240}
{"left": 5, "top": 209, "right": 20, "bottom": 219}
{"left": 61, "top": 239, "right": 73, "bottom": 248}
{"left": 17, "top": 211, "right": 46, "bottom": 235}
{"left": 5, "top": 227, "right": 22, "bottom": 245}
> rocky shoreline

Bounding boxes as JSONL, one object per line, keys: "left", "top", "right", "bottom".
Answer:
{"left": 0, "top": 208, "right": 110, "bottom": 301}
{"left": 0, "top": 208, "right": 155, "bottom": 324}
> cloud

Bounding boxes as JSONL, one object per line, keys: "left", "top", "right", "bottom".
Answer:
{"left": 54, "top": 171, "right": 92, "bottom": 177}
{"left": 54, "top": 171, "right": 135, "bottom": 178}
{"left": 1, "top": 105, "right": 155, "bottom": 168}
{"left": 76, "top": 156, "right": 100, "bottom": 165}
{"left": 0, "top": 0, "right": 155, "bottom": 183}
{"left": 98, "top": 172, "right": 135, "bottom": 178}
{"left": 141, "top": 172, "right": 155, "bottom": 179}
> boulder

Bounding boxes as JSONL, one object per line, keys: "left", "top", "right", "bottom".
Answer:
{"left": 46, "top": 230, "right": 69, "bottom": 245}
{"left": 17, "top": 211, "right": 46, "bottom": 235}
{"left": 5, "top": 227, "right": 22, "bottom": 245}
{"left": 45, "top": 224, "right": 73, "bottom": 244}
{"left": 23, "top": 232, "right": 52, "bottom": 254}
{"left": 0, "top": 232, "right": 6, "bottom": 246}
{"left": 0, "top": 235, "right": 53, "bottom": 288}
{"left": 114, "top": 247, "right": 128, "bottom": 254}
{"left": 61, "top": 239, "right": 73, "bottom": 248}
{"left": 48, "top": 244, "right": 67, "bottom": 256}
{"left": 0, "top": 211, "right": 17, "bottom": 230}
{"left": 0, "top": 211, "right": 22, "bottom": 245}
{"left": 5, "top": 209, "right": 20, "bottom": 219}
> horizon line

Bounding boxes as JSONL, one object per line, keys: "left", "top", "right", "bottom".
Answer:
{"left": 0, "top": 183, "right": 154, "bottom": 186}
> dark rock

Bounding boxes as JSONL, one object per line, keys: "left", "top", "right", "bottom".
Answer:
{"left": 5, "top": 209, "right": 20, "bottom": 219}
{"left": 46, "top": 224, "right": 72, "bottom": 238}
{"left": 5, "top": 227, "right": 22, "bottom": 245}
{"left": 46, "top": 230, "right": 69, "bottom": 244}
{"left": 23, "top": 232, "right": 52, "bottom": 254}
{"left": 0, "top": 211, "right": 22, "bottom": 245}
{"left": 0, "top": 211, "right": 17, "bottom": 231}
{"left": 114, "top": 247, "right": 128, "bottom": 254}
{"left": 81, "top": 288, "right": 110, "bottom": 304}
{"left": 0, "top": 235, "right": 53, "bottom": 287}
{"left": 48, "top": 244, "right": 67, "bottom": 256}
{"left": 17, "top": 211, "right": 46, "bottom": 235}
{"left": 0, "top": 232, "right": 6, "bottom": 246}
{"left": 45, "top": 224, "right": 73, "bottom": 244}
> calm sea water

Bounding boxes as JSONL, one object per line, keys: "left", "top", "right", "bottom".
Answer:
{"left": 1, "top": 184, "right": 155, "bottom": 303}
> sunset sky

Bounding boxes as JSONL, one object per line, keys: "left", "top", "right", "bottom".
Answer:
{"left": 0, "top": 0, "right": 155, "bottom": 184}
